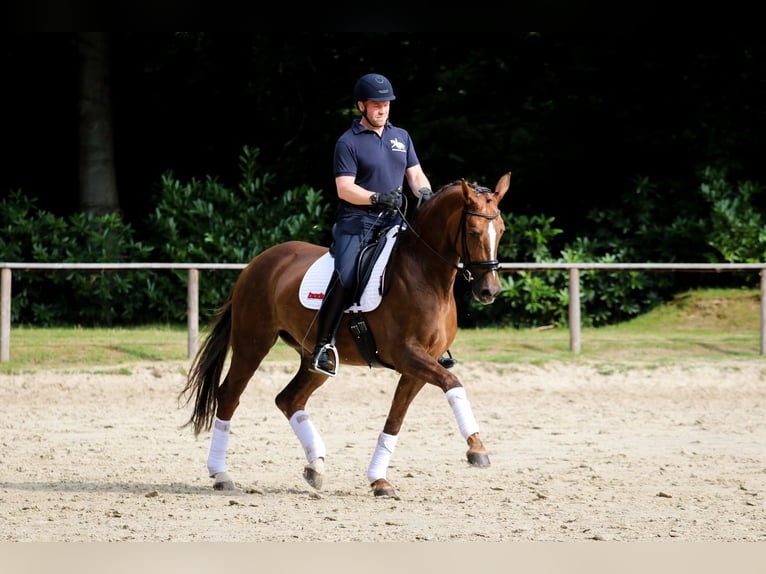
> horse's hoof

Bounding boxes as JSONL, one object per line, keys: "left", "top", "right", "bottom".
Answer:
{"left": 371, "top": 479, "right": 400, "bottom": 500}
{"left": 303, "top": 457, "right": 324, "bottom": 490}
{"left": 212, "top": 471, "right": 237, "bottom": 491}
{"left": 467, "top": 451, "right": 491, "bottom": 467}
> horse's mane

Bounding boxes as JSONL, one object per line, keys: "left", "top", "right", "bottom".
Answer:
{"left": 409, "top": 179, "right": 496, "bottom": 233}
{"left": 435, "top": 180, "right": 492, "bottom": 195}
{"left": 409, "top": 180, "right": 463, "bottom": 230}
{"left": 436, "top": 180, "right": 463, "bottom": 193}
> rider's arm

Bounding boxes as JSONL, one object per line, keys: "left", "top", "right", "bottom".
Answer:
{"left": 405, "top": 164, "right": 432, "bottom": 198}
{"left": 336, "top": 175, "right": 377, "bottom": 205}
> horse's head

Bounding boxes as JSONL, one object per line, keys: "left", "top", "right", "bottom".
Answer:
{"left": 456, "top": 173, "right": 510, "bottom": 304}
{"left": 412, "top": 173, "right": 510, "bottom": 305}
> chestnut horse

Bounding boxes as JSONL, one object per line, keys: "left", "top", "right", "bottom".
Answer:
{"left": 180, "top": 173, "right": 511, "bottom": 499}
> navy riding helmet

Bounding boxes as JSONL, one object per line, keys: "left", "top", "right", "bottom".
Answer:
{"left": 353, "top": 73, "right": 396, "bottom": 102}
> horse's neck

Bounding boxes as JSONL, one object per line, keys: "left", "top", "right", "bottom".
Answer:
{"left": 398, "top": 230, "right": 459, "bottom": 292}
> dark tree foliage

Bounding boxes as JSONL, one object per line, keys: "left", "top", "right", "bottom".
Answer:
{"left": 5, "top": 32, "right": 766, "bottom": 244}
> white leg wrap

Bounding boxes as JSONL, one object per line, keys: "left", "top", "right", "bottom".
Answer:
{"left": 289, "top": 410, "right": 327, "bottom": 463}
{"left": 366, "top": 432, "right": 398, "bottom": 483}
{"left": 446, "top": 386, "right": 480, "bottom": 439}
{"left": 207, "top": 417, "right": 230, "bottom": 477}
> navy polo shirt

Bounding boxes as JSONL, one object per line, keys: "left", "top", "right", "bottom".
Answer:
{"left": 333, "top": 118, "right": 420, "bottom": 200}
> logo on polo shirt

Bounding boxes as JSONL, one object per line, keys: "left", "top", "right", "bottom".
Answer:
{"left": 390, "top": 138, "right": 406, "bottom": 153}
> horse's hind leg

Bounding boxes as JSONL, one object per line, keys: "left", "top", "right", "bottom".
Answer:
{"left": 367, "top": 374, "right": 490, "bottom": 499}
{"left": 274, "top": 360, "right": 331, "bottom": 490}
{"left": 207, "top": 347, "right": 269, "bottom": 491}
{"left": 366, "top": 375, "right": 427, "bottom": 500}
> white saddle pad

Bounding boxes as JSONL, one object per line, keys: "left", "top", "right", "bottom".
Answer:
{"left": 299, "top": 224, "right": 402, "bottom": 312}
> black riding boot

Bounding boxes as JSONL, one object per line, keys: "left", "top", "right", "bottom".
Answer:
{"left": 310, "top": 272, "right": 350, "bottom": 376}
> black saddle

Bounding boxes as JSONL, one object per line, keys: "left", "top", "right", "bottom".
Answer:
{"left": 351, "top": 224, "right": 401, "bottom": 305}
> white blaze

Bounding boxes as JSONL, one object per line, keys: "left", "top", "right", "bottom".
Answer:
{"left": 487, "top": 220, "right": 498, "bottom": 277}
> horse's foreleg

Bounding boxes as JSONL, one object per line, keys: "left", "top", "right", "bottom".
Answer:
{"left": 466, "top": 432, "right": 490, "bottom": 466}
{"left": 446, "top": 386, "right": 490, "bottom": 467}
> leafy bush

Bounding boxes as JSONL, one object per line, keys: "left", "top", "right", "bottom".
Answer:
{"left": 461, "top": 169, "right": 760, "bottom": 328}
{"left": 699, "top": 166, "right": 766, "bottom": 263}
{"left": 144, "top": 146, "right": 332, "bottom": 321}
{"left": 3, "top": 153, "right": 761, "bottom": 329}
{"left": 0, "top": 146, "right": 332, "bottom": 326}
{"left": 0, "top": 191, "right": 153, "bottom": 325}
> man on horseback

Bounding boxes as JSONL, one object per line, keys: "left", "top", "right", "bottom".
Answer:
{"left": 310, "top": 72, "right": 433, "bottom": 376}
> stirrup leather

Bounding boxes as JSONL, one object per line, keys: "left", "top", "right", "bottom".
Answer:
{"left": 311, "top": 343, "right": 338, "bottom": 377}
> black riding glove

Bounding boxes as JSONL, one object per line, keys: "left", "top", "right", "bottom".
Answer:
{"left": 418, "top": 187, "right": 433, "bottom": 202}
{"left": 372, "top": 188, "right": 402, "bottom": 209}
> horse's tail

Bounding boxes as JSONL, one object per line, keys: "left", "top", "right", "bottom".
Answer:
{"left": 178, "top": 296, "right": 233, "bottom": 437}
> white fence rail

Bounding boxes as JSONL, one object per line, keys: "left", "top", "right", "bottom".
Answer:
{"left": 1, "top": 262, "right": 765, "bottom": 362}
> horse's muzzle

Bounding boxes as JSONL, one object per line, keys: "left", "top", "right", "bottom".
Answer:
{"left": 472, "top": 277, "right": 503, "bottom": 305}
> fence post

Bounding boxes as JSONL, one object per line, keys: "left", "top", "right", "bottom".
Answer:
{"left": 187, "top": 268, "right": 199, "bottom": 359}
{"left": 761, "top": 269, "right": 765, "bottom": 356}
{"left": 568, "top": 267, "right": 581, "bottom": 353}
{"left": 1, "top": 268, "right": 10, "bottom": 362}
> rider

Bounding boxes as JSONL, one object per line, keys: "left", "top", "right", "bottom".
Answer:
{"left": 309, "top": 72, "right": 433, "bottom": 376}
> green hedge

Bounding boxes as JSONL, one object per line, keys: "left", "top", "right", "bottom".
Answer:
{"left": 2, "top": 151, "right": 762, "bottom": 328}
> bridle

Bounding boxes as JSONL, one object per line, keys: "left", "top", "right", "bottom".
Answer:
{"left": 459, "top": 211, "right": 501, "bottom": 282}
{"left": 457, "top": 185, "right": 500, "bottom": 282}
{"left": 397, "top": 184, "right": 502, "bottom": 282}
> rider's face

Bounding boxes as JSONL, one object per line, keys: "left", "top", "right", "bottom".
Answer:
{"left": 359, "top": 100, "right": 390, "bottom": 128}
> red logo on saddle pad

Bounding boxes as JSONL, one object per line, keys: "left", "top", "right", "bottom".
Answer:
{"left": 308, "top": 292, "right": 325, "bottom": 300}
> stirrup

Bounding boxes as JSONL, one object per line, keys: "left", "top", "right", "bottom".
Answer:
{"left": 310, "top": 343, "right": 338, "bottom": 377}
{"left": 438, "top": 350, "right": 458, "bottom": 369}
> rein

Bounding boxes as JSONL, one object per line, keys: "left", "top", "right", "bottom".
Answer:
{"left": 397, "top": 184, "right": 501, "bottom": 282}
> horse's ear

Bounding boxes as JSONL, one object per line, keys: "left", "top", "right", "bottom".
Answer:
{"left": 460, "top": 178, "right": 470, "bottom": 196}
{"left": 495, "top": 172, "right": 511, "bottom": 201}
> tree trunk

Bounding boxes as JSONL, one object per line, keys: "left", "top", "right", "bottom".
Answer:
{"left": 78, "top": 32, "right": 121, "bottom": 216}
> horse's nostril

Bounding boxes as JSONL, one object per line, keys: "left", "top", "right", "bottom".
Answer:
{"left": 473, "top": 287, "right": 496, "bottom": 304}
